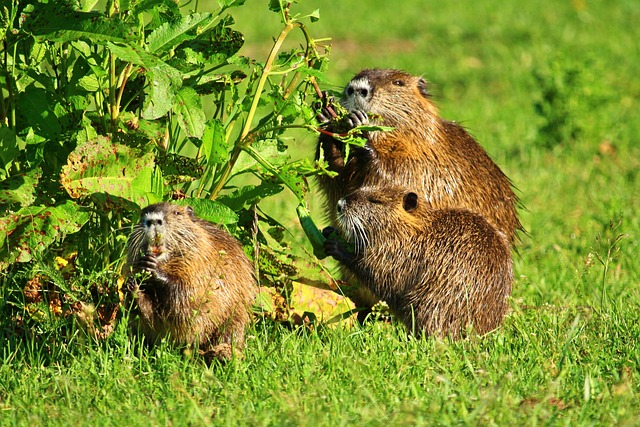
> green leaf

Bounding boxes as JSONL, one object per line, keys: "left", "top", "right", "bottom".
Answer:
{"left": 26, "top": 1, "right": 137, "bottom": 44}
{"left": 173, "top": 86, "right": 206, "bottom": 139}
{"left": 80, "top": 0, "right": 99, "bottom": 12}
{"left": 0, "top": 168, "right": 40, "bottom": 208}
{"left": 146, "top": 12, "right": 214, "bottom": 53}
{"left": 143, "top": 66, "right": 181, "bottom": 119}
{"left": 217, "top": 183, "right": 283, "bottom": 212}
{"left": 77, "top": 74, "right": 101, "bottom": 92}
{"left": 175, "top": 19, "right": 244, "bottom": 67}
{"left": 105, "top": 42, "right": 183, "bottom": 119}
{"left": 0, "top": 201, "right": 90, "bottom": 270}
{"left": 0, "top": 126, "right": 25, "bottom": 175}
{"left": 60, "top": 136, "right": 159, "bottom": 207}
{"left": 176, "top": 198, "right": 239, "bottom": 225}
{"left": 279, "top": 163, "right": 310, "bottom": 202}
{"left": 201, "top": 119, "right": 229, "bottom": 165}
{"left": 16, "top": 87, "right": 63, "bottom": 139}
{"left": 133, "top": 0, "right": 181, "bottom": 27}
{"left": 268, "top": 0, "right": 283, "bottom": 13}
{"left": 308, "top": 9, "right": 320, "bottom": 22}
{"left": 234, "top": 139, "right": 287, "bottom": 175}
{"left": 217, "top": 0, "right": 247, "bottom": 8}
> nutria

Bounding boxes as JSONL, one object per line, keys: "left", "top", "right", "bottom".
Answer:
{"left": 323, "top": 186, "right": 513, "bottom": 337}
{"left": 316, "top": 68, "right": 521, "bottom": 317}
{"left": 125, "top": 202, "right": 257, "bottom": 361}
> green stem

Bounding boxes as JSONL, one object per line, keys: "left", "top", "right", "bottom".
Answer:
{"left": 243, "top": 145, "right": 326, "bottom": 258}
{"left": 208, "top": 20, "right": 303, "bottom": 200}
{"left": 107, "top": 0, "right": 119, "bottom": 133}
{"left": 115, "top": 63, "right": 134, "bottom": 113}
{"left": 109, "top": 52, "right": 117, "bottom": 131}
{"left": 0, "top": 41, "right": 8, "bottom": 126}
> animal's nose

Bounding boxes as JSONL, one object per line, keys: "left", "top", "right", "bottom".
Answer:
{"left": 346, "top": 86, "right": 368, "bottom": 98}
{"left": 145, "top": 218, "right": 163, "bottom": 227}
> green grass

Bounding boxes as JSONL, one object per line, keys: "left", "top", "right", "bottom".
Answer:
{"left": 2, "top": 306, "right": 639, "bottom": 425}
{"left": 2, "top": 0, "right": 640, "bottom": 425}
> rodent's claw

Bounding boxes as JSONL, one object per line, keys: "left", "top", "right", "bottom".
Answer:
{"left": 317, "top": 105, "right": 338, "bottom": 124}
{"left": 123, "top": 276, "right": 139, "bottom": 293}
{"left": 321, "top": 91, "right": 335, "bottom": 106}
{"left": 324, "top": 237, "right": 355, "bottom": 265}
{"left": 137, "top": 254, "right": 158, "bottom": 274}
{"left": 321, "top": 226, "right": 337, "bottom": 239}
{"left": 316, "top": 110, "right": 331, "bottom": 124}
{"left": 316, "top": 91, "right": 338, "bottom": 124}
{"left": 346, "top": 110, "right": 369, "bottom": 128}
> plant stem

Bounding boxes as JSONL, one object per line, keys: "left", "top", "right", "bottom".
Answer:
{"left": 208, "top": 20, "right": 303, "bottom": 200}
{"left": 0, "top": 41, "right": 8, "bottom": 126}
{"left": 107, "top": 0, "right": 120, "bottom": 133}
{"left": 115, "top": 63, "right": 134, "bottom": 113}
{"left": 109, "top": 52, "right": 118, "bottom": 131}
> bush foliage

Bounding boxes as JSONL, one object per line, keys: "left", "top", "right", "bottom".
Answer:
{"left": 0, "top": 0, "right": 341, "bottom": 333}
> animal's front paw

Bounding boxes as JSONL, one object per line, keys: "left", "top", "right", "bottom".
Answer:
{"left": 315, "top": 91, "right": 337, "bottom": 124}
{"left": 321, "top": 226, "right": 337, "bottom": 239}
{"left": 346, "top": 110, "right": 369, "bottom": 128}
{"left": 136, "top": 253, "right": 158, "bottom": 275}
{"left": 122, "top": 276, "right": 139, "bottom": 293}
{"left": 324, "top": 236, "right": 355, "bottom": 265}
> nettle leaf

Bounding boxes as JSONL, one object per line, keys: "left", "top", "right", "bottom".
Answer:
{"left": 234, "top": 139, "right": 287, "bottom": 175}
{"left": 16, "top": 87, "right": 63, "bottom": 139}
{"left": 133, "top": 0, "right": 182, "bottom": 28}
{"left": 0, "top": 126, "right": 25, "bottom": 174}
{"left": 60, "top": 136, "right": 158, "bottom": 207}
{"left": 146, "top": 12, "right": 214, "bottom": 53}
{"left": 176, "top": 198, "right": 238, "bottom": 225}
{"left": 217, "top": 0, "right": 247, "bottom": 9}
{"left": 308, "top": 9, "right": 320, "bottom": 22}
{"left": 26, "top": 1, "right": 137, "bottom": 44}
{"left": 268, "top": 0, "right": 284, "bottom": 13}
{"left": 143, "top": 67, "right": 179, "bottom": 119}
{"left": 0, "top": 200, "right": 90, "bottom": 270}
{"left": 279, "top": 163, "right": 310, "bottom": 202}
{"left": 106, "top": 42, "right": 183, "bottom": 119}
{"left": 202, "top": 119, "right": 229, "bottom": 165}
{"left": 173, "top": 86, "right": 206, "bottom": 138}
{"left": 218, "top": 183, "right": 284, "bottom": 212}
{"left": 0, "top": 168, "right": 40, "bottom": 208}
{"left": 175, "top": 18, "right": 244, "bottom": 67}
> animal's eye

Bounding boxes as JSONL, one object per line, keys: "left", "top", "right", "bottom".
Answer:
{"left": 392, "top": 80, "right": 405, "bottom": 87}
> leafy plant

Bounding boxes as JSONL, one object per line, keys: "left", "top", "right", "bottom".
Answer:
{"left": 0, "top": 0, "right": 345, "bottom": 332}
{"left": 532, "top": 55, "right": 609, "bottom": 149}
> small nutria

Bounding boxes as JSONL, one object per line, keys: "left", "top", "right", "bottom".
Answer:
{"left": 125, "top": 202, "right": 257, "bottom": 361}
{"left": 316, "top": 69, "right": 521, "bottom": 317}
{"left": 323, "top": 186, "right": 513, "bottom": 337}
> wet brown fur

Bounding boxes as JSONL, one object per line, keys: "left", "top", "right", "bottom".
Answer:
{"left": 318, "top": 68, "right": 521, "bottom": 243}
{"left": 326, "top": 187, "right": 513, "bottom": 337}
{"left": 317, "top": 69, "right": 521, "bottom": 313}
{"left": 125, "top": 203, "right": 256, "bottom": 361}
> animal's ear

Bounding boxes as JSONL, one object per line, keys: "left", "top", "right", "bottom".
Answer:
{"left": 417, "top": 78, "right": 430, "bottom": 98}
{"left": 402, "top": 192, "right": 419, "bottom": 213}
{"left": 185, "top": 205, "right": 195, "bottom": 218}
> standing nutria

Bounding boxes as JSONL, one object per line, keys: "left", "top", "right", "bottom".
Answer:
{"left": 316, "top": 68, "right": 521, "bottom": 317}
{"left": 323, "top": 186, "right": 513, "bottom": 337}
{"left": 125, "top": 202, "right": 257, "bottom": 361}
